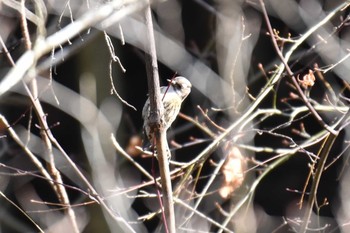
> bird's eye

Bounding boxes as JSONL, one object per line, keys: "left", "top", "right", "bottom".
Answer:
{"left": 175, "top": 83, "right": 182, "bottom": 89}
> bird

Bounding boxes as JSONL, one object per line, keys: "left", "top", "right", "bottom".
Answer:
{"left": 142, "top": 76, "right": 192, "bottom": 149}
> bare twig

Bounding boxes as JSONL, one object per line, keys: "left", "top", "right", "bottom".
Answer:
{"left": 229, "top": 16, "right": 251, "bottom": 107}
{"left": 111, "top": 134, "right": 153, "bottom": 181}
{"left": 0, "top": 191, "right": 44, "bottom": 233}
{"left": 0, "top": 0, "right": 149, "bottom": 96}
{"left": 175, "top": 197, "right": 234, "bottom": 233}
{"left": 0, "top": 115, "right": 55, "bottom": 192}
{"left": 24, "top": 82, "right": 80, "bottom": 232}
{"left": 299, "top": 109, "right": 350, "bottom": 233}
{"left": 108, "top": 59, "right": 137, "bottom": 111}
{"left": 318, "top": 49, "right": 350, "bottom": 73}
{"left": 144, "top": 3, "right": 175, "bottom": 232}
{"left": 259, "top": 0, "right": 337, "bottom": 135}
{"left": 19, "top": 2, "right": 79, "bottom": 230}
{"left": 18, "top": 35, "right": 135, "bottom": 233}
{"left": 178, "top": 112, "right": 217, "bottom": 138}
{"left": 29, "top": 94, "right": 137, "bottom": 231}
{"left": 104, "top": 31, "right": 126, "bottom": 72}
{"left": 20, "top": 0, "right": 32, "bottom": 50}
{"left": 0, "top": 35, "right": 16, "bottom": 66}
{"left": 197, "top": 106, "right": 226, "bottom": 133}
{"left": 257, "top": 1, "right": 350, "bottom": 231}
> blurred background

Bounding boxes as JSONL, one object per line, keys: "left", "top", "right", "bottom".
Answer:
{"left": 1, "top": 0, "right": 350, "bottom": 232}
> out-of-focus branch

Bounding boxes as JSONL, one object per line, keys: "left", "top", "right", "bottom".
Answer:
{"left": 4, "top": 1, "right": 143, "bottom": 231}
{"left": 0, "top": 0, "right": 148, "bottom": 96}
{"left": 0, "top": 115, "right": 55, "bottom": 191}
{"left": 20, "top": 0, "right": 79, "bottom": 230}
{"left": 258, "top": 2, "right": 350, "bottom": 232}
{"left": 111, "top": 134, "right": 153, "bottom": 181}
{"left": 23, "top": 83, "right": 136, "bottom": 232}
{"left": 0, "top": 191, "right": 44, "bottom": 233}
{"left": 217, "top": 126, "right": 337, "bottom": 233}
{"left": 112, "top": 134, "right": 234, "bottom": 232}
{"left": 23, "top": 82, "right": 80, "bottom": 232}
{"left": 180, "top": 1, "right": 349, "bottom": 179}
{"left": 144, "top": 3, "right": 176, "bottom": 232}
{"left": 178, "top": 112, "right": 217, "bottom": 138}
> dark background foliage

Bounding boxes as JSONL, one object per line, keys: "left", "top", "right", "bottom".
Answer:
{"left": 1, "top": 0, "right": 350, "bottom": 232}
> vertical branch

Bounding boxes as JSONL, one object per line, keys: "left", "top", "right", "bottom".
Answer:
{"left": 26, "top": 86, "right": 80, "bottom": 233}
{"left": 299, "top": 133, "right": 336, "bottom": 233}
{"left": 20, "top": 0, "right": 32, "bottom": 50}
{"left": 299, "top": 109, "right": 350, "bottom": 233}
{"left": 144, "top": 3, "right": 176, "bottom": 233}
{"left": 20, "top": 1, "right": 79, "bottom": 232}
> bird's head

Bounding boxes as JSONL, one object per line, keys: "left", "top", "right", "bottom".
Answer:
{"left": 167, "top": 76, "right": 192, "bottom": 100}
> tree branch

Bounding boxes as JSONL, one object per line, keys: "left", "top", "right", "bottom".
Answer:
{"left": 0, "top": 0, "right": 148, "bottom": 96}
{"left": 144, "top": 3, "right": 176, "bottom": 233}
{"left": 299, "top": 109, "right": 350, "bottom": 233}
{"left": 259, "top": 0, "right": 337, "bottom": 135}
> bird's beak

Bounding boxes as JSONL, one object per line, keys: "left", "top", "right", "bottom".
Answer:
{"left": 167, "top": 79, "right": 176, "bottom": 85}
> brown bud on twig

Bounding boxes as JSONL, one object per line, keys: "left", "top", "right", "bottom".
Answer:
{"left": 298, "top": 70, "right": 316, "bottom": 89}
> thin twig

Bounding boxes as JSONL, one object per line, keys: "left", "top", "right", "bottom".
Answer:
{"left": 0, "top": 191, "right": 44, "bottom": 233}
{"left": 259, "top": 0, "right": 337, "bottom": 135}
{"left": 22, "top": 67, "right": 135, "bottom": 232}
{"left": 178, "top": 112, "right": 217, "bottom": 138}
{"left": 23, "top": 82, "right": 80, "bottom": 232}
{"left": 20, "top": 2, "right": 79, "bottom": 230}
{"left": 299, "top": 109, "right": 350, "bottom": 233}
{"left": 0, "top": 36, "right": 16, "bottom": 66}
{"left": 0, "top": 0, "right": 149, "bottom": 96}
{"left": 175, "top": 197, "right": 234, "bottom": 233}
{"left": 0, "top": 115, "right": 56, "bottom": 191}
{"left": 108, "top": 59, "right": 137, "bottom": 111}
{"left": 197, "top": 106, "right": 225, "bottom": 133}
{"left": 104, "top": 31, "right": 126, "bottom": 72}
{"left": 111, "top": 134, "right": 153, "bottom": 181}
